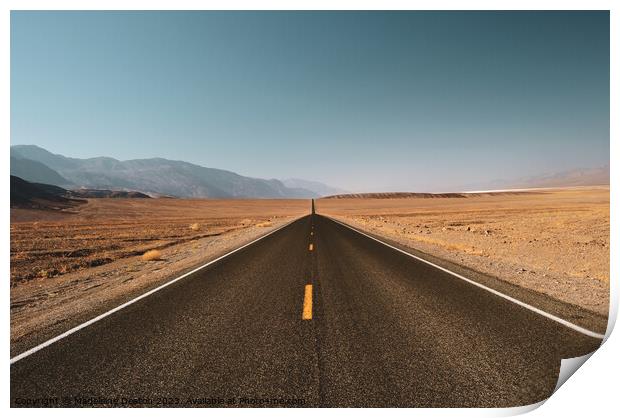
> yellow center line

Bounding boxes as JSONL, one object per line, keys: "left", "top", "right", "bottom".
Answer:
{"left": 310, "top": 231, "right": 314, "bottom": 236}
{"left": 302, "top": 284, "right": 313, "bottom": 320}
{"left": 309, "top": 243, "right": 314, "bottom": 251}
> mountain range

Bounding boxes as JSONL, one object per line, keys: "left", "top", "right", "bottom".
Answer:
{"left": 10, "top": 145, "right": 343, "bottom": 199}
{"left": 281, "top": 178, "right": 348, "bottom": 197}
{"left": 459, "top": 164, "right": 610, "bottom": 192}
{"left": 11, "top": 145, "right": 607, "bottom": 198}
{"left": 508, "top": 165, "right": 610, "bottom": 189}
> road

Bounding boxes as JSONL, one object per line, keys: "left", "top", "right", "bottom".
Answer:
{"left": 11, "top": 213, "right": 602, "bottom": 407}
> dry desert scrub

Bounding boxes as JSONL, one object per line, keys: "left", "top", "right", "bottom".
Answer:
{"left": 189, "top": 223, "right": 201, "bottom": 231}
{"left": 142, "top": 249, "right": 162, "bottom": 261}
{"left": 10, "top": 198, "right": 309, "bottom": 284}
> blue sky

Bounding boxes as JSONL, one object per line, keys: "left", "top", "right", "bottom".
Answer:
{"left": 11, "top": 11, "right": 609, "bottom": 192}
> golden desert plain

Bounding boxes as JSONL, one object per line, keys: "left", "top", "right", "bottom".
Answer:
{"left": 10, "top": 199, "right": 308, "bottom": 351}
{"left": 317, "top": 187, "right": 609, "bottom": 318}
{"left": 11, "top": 187, "right": 609, "bottom": 352}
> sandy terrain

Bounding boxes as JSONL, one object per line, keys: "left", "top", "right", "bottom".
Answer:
{"left": 11, "top": 199, "right": 309, "bottom": 350}
{"left": 316, "top": 187, "right": 609, "bottom": 317}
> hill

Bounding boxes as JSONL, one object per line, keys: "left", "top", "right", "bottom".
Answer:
{"left": 10, "top": 176, "right": 84, "bottom": 210}
{"left": 67, "top": 189, "right": 151, "bottom": 199}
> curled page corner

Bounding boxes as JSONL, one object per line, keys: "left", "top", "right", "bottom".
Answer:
{"left": 553, "top": 353, "right": 595, "bottom": 393}
{"left": 496, "top": 400, "right": 546, "bottom": 417}
{"left": 603, "top": 311, "right": 616, "bottom": 344}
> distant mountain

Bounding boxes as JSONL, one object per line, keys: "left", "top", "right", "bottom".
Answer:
{"left": 514, "top": 164, "right": 610, "bottom": 188}
{"left": 10, "top": 176, "right": 84, "bottom": 210}
{"left": 10, "top": 155, "right": 71, "bottom": 187}
{"left": 10, "top": 145, "right": 318, "bottom": 199}
{"left": 460, "top": 164, "right": 610, "bottom": 192}
{"left": 322, "top": 191, "right": 537, "bottom": 199}
{"left": 282, "top": 178, "right": 347, "bottom": 197}
{"left": 324, "top": 192, "right": 467, "bottom": 199}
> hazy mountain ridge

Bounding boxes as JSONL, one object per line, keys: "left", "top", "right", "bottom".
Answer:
{"left": 10, "top": 145, "right": 321, "bottom": 199}
{"left": 514, "top": 164, "right": 610, "bottom": 188}
{"left": 456, "top": 164, "right": 610, "bottom": 192}
{"left": 282, "top": 178, "right": 348, "bottom": 197}
{"left": 322, "top": 191, "right": 540, "bottom": 199}
{"left": 10, "top": 155, "right": 71, "bottom": 187}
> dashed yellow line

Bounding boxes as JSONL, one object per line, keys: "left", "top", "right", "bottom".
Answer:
{"left": 310, "top": 231, "right": 314, "bottom": 236}
{"left": 309, "top": 243, "right": 314, "bottom": 251}
{"left": 302, "top": 284, "right": 313, "bottom": 320}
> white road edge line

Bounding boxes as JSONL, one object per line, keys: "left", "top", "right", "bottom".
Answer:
{"left": 10, "top": 217, "right": 304, "bottom": 365}
{"left": 326, "top": 216, "right": 605, "bottom": 340}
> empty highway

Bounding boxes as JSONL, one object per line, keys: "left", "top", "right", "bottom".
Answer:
{"left": 11, "top": 213, "right": 603, "bottom": 407}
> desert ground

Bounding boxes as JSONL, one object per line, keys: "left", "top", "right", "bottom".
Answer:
{"left": 11, "top": 188, "right": 610, "bottom": 352}
{"left": 316, "top": 187, "right": 609, "bottom": 318}
{"left": 10, "top": 199, "right": 309, "bottom": 351}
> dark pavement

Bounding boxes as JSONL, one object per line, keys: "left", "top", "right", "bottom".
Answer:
{"left": 11, "top": 213, "right": 602, "bottom": 407}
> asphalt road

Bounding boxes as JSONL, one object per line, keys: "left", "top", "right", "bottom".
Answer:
{"left": 11, "top": 213, "right": 602, "bottom": 407}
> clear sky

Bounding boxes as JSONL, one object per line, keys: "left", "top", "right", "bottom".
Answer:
{"left": 11, "top": 11, "right": 609, "bottom": 192}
